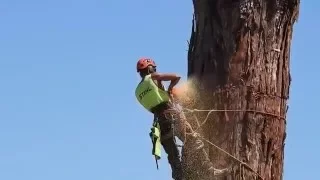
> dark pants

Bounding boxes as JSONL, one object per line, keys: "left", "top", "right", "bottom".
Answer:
{"left": 152, "top": 102, "right": 214, "bottom": 180}
{"left": 153, "top": 103, "right": 183, "bottom": 180}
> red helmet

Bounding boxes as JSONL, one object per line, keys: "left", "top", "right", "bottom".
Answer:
{"left": 136, "top": 58, "right": 156, "bottom": 72}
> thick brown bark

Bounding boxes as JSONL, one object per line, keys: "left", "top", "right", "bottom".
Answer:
{"left": 184, "top": 0, "right": 299, "bottom": 179}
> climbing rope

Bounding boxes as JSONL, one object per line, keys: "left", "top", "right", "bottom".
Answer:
{"left": 183, "top": 108, "right": 285, "bottom": 133}
{"left": 180, "top": 107, "right": 270, "bottom": 180}
{"left": 200, "top": 137, "right": 264, "bottom": 180}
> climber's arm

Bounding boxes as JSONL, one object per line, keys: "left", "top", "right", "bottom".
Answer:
{"left": 151, "top": 72, "right": 181, "bottom": 92}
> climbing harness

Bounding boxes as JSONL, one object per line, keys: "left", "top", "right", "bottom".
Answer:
{"left": 149, "top": 101, "right": 184, "bottom": 170}
{"left": 163, "top": 110, "right": 183, "bottom": 147}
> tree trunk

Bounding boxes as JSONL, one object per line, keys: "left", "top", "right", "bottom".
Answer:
{"left": 185, "top": 0, "right": 299, "bottom": 179}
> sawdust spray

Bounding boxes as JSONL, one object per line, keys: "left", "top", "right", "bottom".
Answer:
{"left": 173, "top": 77, "right": 198, "bottom": 107}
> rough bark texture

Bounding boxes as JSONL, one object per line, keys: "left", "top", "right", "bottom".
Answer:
{"left": 185, "top": 0, "right": 299, "bottom": 179}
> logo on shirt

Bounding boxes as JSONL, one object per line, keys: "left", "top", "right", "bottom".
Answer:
{"left": 139, "top": 87, "right": 152, "bottom": 100}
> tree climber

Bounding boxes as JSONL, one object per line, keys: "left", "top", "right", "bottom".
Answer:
{"left": 134, "top": 57, "right": 217, "bottom": 180}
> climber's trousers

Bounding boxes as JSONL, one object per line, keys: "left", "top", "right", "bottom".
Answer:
{"left": 157, "top": 113, "right": 183, "bottom": 180}
{"left": 156, "top": 105, "right": 214, "bottom": 179}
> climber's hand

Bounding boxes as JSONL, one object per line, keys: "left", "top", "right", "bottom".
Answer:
{"left": 167, "top": 85, "right": 174, "bottom": 94}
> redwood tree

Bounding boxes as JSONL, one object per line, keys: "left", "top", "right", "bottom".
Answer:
{"left": 184, "top": 0, "right": 300, "bottom": 179}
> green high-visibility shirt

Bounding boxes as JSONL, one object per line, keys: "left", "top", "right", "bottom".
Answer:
{"left": 135, "top": 74, "right": 170, "bottom": 112}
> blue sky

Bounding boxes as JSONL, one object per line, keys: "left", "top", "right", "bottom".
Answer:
{"left": 0, "top": 1, "right": 317, "bottom": 180}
